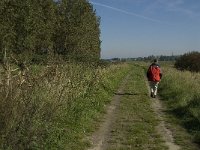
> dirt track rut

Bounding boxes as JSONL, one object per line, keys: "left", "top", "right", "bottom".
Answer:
{"left": 88, "top": 74, "right": 180, "bottom": 150}
{"left": 88, "top": 74, "right": 130, "bottom": 150}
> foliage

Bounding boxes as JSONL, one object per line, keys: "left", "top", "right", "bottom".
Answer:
{"left": 0, "top": 0, "right": 101, "bottom": 63}
{"left": 175, "top": 51, "right": 200, "bottom": 72}
{"left": 0, "top": 61, "right": 130, "bottom": 149}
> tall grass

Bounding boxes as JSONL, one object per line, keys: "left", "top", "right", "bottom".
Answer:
{"left": 159, "top": 66, "right": 200, "bottom": 144}
{"left": 0, "top": 61, "right": 130, "bottom": 149}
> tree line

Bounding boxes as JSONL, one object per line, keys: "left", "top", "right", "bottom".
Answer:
{"left": 0, "top": 0, "right": 101, "bottom": 63}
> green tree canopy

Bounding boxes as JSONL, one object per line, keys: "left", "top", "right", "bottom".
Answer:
{"left": 0, "top": 0, "right": 101, "bottom": 63}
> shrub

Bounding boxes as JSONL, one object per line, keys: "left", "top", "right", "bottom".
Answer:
{"left": 175, "top": 51, "right": 200, "bottom": 72}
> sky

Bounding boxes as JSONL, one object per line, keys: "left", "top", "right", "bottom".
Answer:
{"left": 89, "top": 0, "right": 200, "bottom": 59}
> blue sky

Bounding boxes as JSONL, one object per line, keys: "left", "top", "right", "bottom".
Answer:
{"left": 89, "top": 0, "right": 200, "bottom": 58}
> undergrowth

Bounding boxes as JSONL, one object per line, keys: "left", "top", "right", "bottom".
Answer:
{"left": 0, "top": 61, "right": 130, "bottom": 149}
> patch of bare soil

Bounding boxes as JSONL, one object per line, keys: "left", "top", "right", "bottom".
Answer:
{"left": 87, "top": 75, "right": 130, "bottom": 150}
{"left": 88, "top": 75, "right": 181, "bottom": 150}
{"left": 151, "top": 97, "right": 180, "bottom": 150}
{"left": 145, "top": 77, "right": 181, "bottom": 150}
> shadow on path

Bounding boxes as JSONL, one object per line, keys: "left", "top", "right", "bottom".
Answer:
{"left": 114, "top": 92, "right": 138, "bottom": 96}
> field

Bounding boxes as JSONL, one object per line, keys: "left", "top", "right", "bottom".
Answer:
{"left": 0, "top": 61, "right": 199, "bottom": 150}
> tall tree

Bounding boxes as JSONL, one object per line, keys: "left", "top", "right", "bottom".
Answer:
{"left": 24, "top": 0, "right": 56, "bottom": 57}
{"left": 0, "top": 0, "right": 101, "bottom": 62}
{"left": 0, "top": 0, "right": 17, "bottom": 59}
{"left": 53, "top": 0, "right": 101, "bottom": 61}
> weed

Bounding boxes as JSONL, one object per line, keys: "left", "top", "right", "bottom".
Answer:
{"left": 0, "top": 60, "right": 130, "bottom": 149}
{"left": 159, "top": 65, "right": 200, "bottom": 148}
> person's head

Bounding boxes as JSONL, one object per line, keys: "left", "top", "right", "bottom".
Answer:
{"left": 153, "top": 59, "right": 158, "bottom": 63}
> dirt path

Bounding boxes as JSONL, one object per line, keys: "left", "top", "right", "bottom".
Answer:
{"left": 151, "top": 98, "right": 180, "bottom": 150}
{"left": 88, "top": 72, "right": 181, "bottom": 150}
{"left": 88, "top": 74, "right": 130, "bottom": 150}
{"left": 147, "top": 80, "right": 181, "bottom": 150}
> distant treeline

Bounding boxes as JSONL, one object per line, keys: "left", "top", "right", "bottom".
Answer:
{"left": 106, "top": 55, "right": 179, "bottom": 62}
{"left": 0, "top": 0, "right": 101, "bottom": 63}
{"left": 140, "top": 55, "right": 178, "bottom": 61}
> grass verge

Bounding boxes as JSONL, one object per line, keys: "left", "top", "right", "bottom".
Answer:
{"left": 159, "top": 65, "right": 200, "bottom": 149}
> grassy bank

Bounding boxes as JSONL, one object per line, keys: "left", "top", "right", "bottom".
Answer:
{"left": 107, "top": 63, "right": 167, "bottom": 150}
{"left": 159, "top": 65, "right": 200, "bottom": 149}
{"left": 0, "top": 62, "right": 130, "bottom": 149}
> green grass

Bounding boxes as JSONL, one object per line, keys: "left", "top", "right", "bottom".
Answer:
{"left": 107, "top": 64, "right": 167, "bottom": 150}
{"left": 2, "top": 61, "right": 199, "bottom": 149}
{"left": 0, "top": 62, "right": 131, "bottom": 149}
{"left": 159, "top": 64, "right": 200, "bottom": 149}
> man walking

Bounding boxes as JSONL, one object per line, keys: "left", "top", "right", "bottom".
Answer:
{"left": 147, "top": 59, "right": 162, "bottom": 98}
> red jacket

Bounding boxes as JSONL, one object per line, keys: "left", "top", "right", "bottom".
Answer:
{"left": 147, "top": 63, "right": 162, "bottom": 82}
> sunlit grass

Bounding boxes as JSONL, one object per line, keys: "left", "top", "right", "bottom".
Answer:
{"left": 107, "top": 64, "right": 167, "bottom": 150}
{"left": 0, "top": 61, "right": 130, "bottom": 149}
{"left": 159, "top": 65, "right": 200, "bottom": 147}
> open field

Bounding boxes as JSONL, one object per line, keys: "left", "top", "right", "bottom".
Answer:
{"left": 0, "top": 61, "right": 199, "bottom": 149}
{"left": 88, "top": 62, "right": 199, "bottom": 150}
